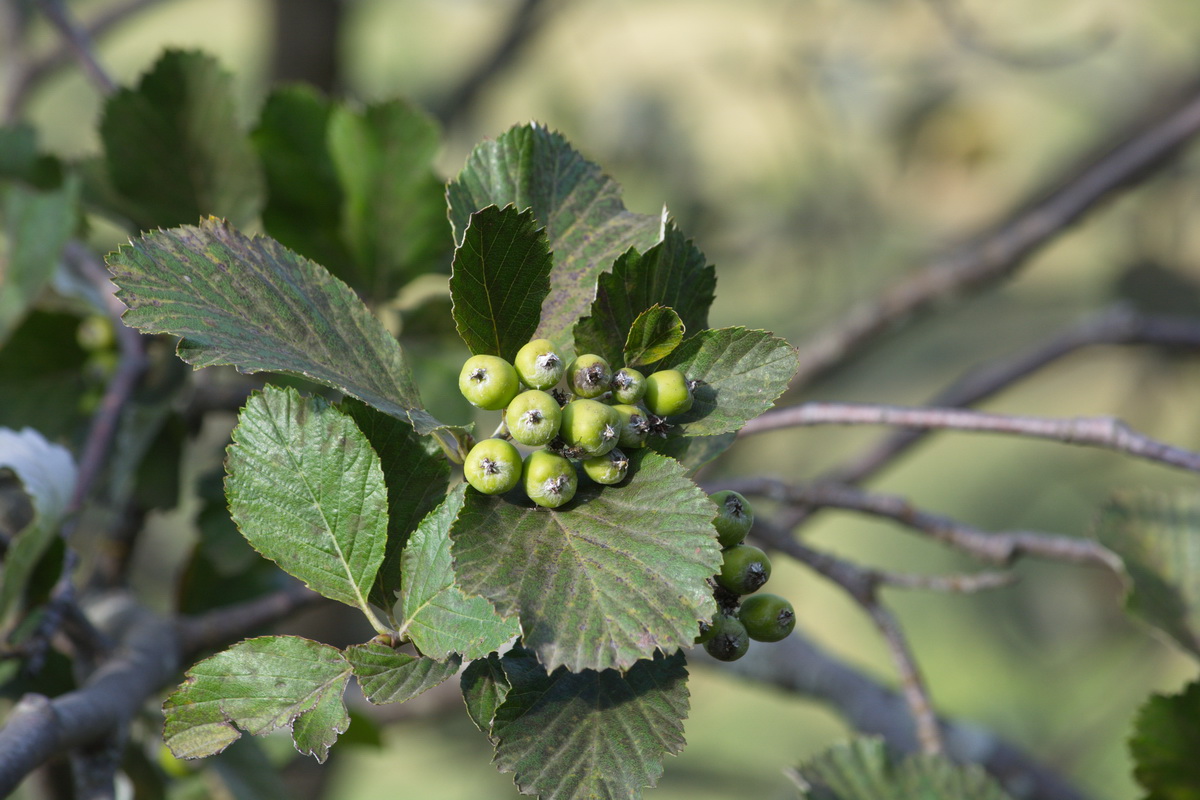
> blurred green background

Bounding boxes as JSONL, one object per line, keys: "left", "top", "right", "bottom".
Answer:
{"left": 10, "top": 0, "right": 1200, "bottom": 797}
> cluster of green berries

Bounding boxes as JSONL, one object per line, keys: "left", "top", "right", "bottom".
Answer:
{"left": 695, "top": 490, "right": 796, "bottom": 661}
{"left": 458, "top": 339, "right": 695, "bottom": 508}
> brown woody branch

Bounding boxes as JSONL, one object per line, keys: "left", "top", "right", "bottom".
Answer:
{"left": 788, "top": 76, "right": 1200, "bottom": 392}
{"left": 739, "top": 402, "right": 1200, "bottom": 475}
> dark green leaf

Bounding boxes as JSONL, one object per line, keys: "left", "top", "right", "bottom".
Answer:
{"left": 0, "top": 427, "right": 77, "bottom": 625}
{"left": 399, "top": 485, "right": 519, "bottom": 659}
{"left": 451, "top": 451, "right": 720, "bottom": 672}
{"left": 252, "top": 86, "right": 352, "bottom": 278}
{"left": 343, "top": 641, "right": 461, "bottom": 704}
{"left": 574, "top": 222, "right": 716, "bottom": 366}
{"left": 106, "top": 217, "right": 446, "bottom": 436}
{"left": 792, "top": 737, "right": 1014, "bottom": 800}
{"left": 449, "top": 205, "right": 553, "bottom": 360}
{"left": 163, "top": 636, "right": 351, "bottom": 762}
{"left": 343, "top": 400, "right": 450, "bottom": 610}
{"left": 99, "top": 50, "right": 262, "bottom": 230}
{"left": 1130, "top": 680, "right": 1200, "bottom": 800}
{"left": 225, "top": 386, "right": 387, "bottom": 622}
{"left": 623, "top": 305, "right": 684, "bottom": 369}
{"left": 490, "top": 648, "right": 690, "bottom": 800}
{"left": 0, "top": 311, "right": 91, "bottom": 440}
{"left": 1095, "top": 491, "right": 1200, "bottom": 657}
{"left": 656, "top": 327, "right": 798, "bottom": 438}
{"left": 460, "top": 654, "right": 511, "bottom": 737}
{"left": 329, "top": 99, "right": 452, "bottom": 302}
{"left": 447, "top": 123, "right": 661, "bottom": 350}
{"left": 0, "top": 175, "right": 79, "bottom": 346}
{"left": 0, "top": 124, "right": 63, "bottom": 188}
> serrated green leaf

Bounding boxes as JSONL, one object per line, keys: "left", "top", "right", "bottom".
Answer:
{"left": 574, "top": 222, "right": 716, "bottom": 367}
{"left": 343, "top": 400, "right": 451, "bottom": 611}
{"left": 655, "top": 327, "right": 798, "bottom": 438}
{"left": 329, "top": 100, "right": 451, "bottom": 298}
{"left": 450, "top": 205, "right": 553, "bottom": 361}
{"left": 623, "top": 305, "right": 684, "bottom": 369}
{"left": 451, "top": 451, "right": 720, "bottom": 672}
{"left": 1095, "top": 491, "right": 1200, "bottom": 657}
{"left": 793, "top": 737, "right": 1014, "bottom": 800}
{"left": 447, "top": 123, "right": 661, "bottom": 350}
{"left": 490, "top": 648, "right": 689, "bottom": 800}
{"left": 0, "top": 175, "right": 79, "bottom": 347}
{"left": 343, "top": 641, "right": 461, "bottom": 704}
{"left": 99, "top": 50, "right": 262, "bottom": 230}
{"left": 163, "top": 636, "right": 351, "bottom": 763}
{"left": 1130, "top": 680, "right": 1200, "bottom": 800}
{"left": 106, "top": 217, "right": 445, "bottom": 435}
{"left": 460, "top": 654, "right": 511, "bottom": 737}
{"left": 0, "top": 427, "right": 77, "bottom": 624}
{"left": 399, "top": 484, "right": 520, "bottom": 659}
{"left": 225, "top": 386, "right": 387, "bottom": 623}
{"left": 252, "top": 86, "right": 352, "bottom": 279}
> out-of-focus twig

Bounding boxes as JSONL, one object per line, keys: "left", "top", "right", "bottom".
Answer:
{"left": 788, "top": 76, "right": 1200, "bottom": 392}
{"left": 433, "top": 0, "right": 551, "bottom": 126}
{"left": 726, "top": 477, "right": 1124, "bottom": 571}
{"left": 739, "top": 401, "right": 1200, "bottom": 475}
{"left": 34, "top": 0, "right": 117, "bottom": 97}
{"left": 823, "top": 305, "right": 1200, "bottom": 486}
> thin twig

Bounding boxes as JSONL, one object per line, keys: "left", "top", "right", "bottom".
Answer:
{"left": 788, "top": 75, "right": 1200, "bottom": 392}
{"left": 177, "top": 583, "right": 322, "bottom": 655}
{"left": 823, "top": 305, "right": 1200, "bottom": 485}
{"left": 35, "top": 0, "right": 117, "bottom": 96}
{"left": 727, "top": 477, "right": 1123, "bottom": 571}
{"left": 740, "top": 401, "right": 1200, "bottom": 474}
{"left": 695, "top": 630, "right": 1093, "bottom": 800}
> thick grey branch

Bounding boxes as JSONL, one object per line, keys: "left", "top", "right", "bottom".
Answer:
{"left": 696, "top": 630, "right": 1091, "bottom": 800}
{"left": 740, "top": 402, "right": 1200, "bottom": 474}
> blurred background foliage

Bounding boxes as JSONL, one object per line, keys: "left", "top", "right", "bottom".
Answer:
{"left": 7, "top": 0, "right": 1200, "bottom": 798}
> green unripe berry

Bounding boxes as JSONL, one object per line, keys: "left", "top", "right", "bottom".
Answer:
{"left": 463, "top": 438, "right": 522, "bottom": 495}
{"left": 612, "top": 403, "right": 650, "bottom": 449}
{"left": 611, "top": 368, "right": 646, "bottom": 404}
{"left": 710, "top": 490, "right": 754, "bottom": 547}
{"left": 514, "top": 339, "right": 565, "bottom": 390}
{"left": 567, "top": 354, "right": 613, "bottom": 399}
{"left": 582, "top": 448, "right": 629, "bottom": 485}
{"left": 522, "top": 450, "right": 578, "bottom": 508}
{"left": 703, "top": 614, "right": 750, "bottom": 661}
{"left": 560, "top": 399, "right": 621, "bottom": 457}
{"left": 693, "top": 618, "right": 717, "bottom": 645}
{"left": 716, "top": 544, "right": 772, "bottom": 595}
{"left": 459, "top": 355, "right": 520, "bottom": 410}
{"left": 644, "top": 369, "right": 693, "bottom": 416}
{"left": 738, "top": 593, "right": 796, "bottom": 642}
{"left": 506, "top": 390, "right": 562, "bottom": 446}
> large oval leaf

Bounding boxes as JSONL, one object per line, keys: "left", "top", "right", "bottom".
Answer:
{"left": 450, "top": 451, "right": 720, "bottom": 672}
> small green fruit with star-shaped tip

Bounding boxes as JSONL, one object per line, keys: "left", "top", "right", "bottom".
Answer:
{"left": 513, "top": 338, "right": 565, "bottom": 390}
{"left": 463, "top": 438, "right": 522, "bottom": 495}
{"left": 644, "top": 369, "right": 693, "bottom": 416}
{"left": 582, "top": 448, "right": 629, "bottom": 485}
{"left": 458, "top": 354, "right": 520, "bottom": 410}
{"left": 566, "top": 353, "right": 613, "bottom": 399}
{"left": 710, "top": 490, "right": 754, "bottom": 547}
{"left": 716, "top": 544, "right": 772, "bottom": 595}
{"left": 506, "top": 389, "right": 562, "bottom": 447}
{"left": 560, "top": 398, "right": 621, "bottom": 457}
{"left": 612, "top": 403, "right": 650, "bottom": 449}
{"left": 522, "top": 450, "right": 578, "bottom": 508}
{"left": 611, "top": 367, "right": 646, "bottom": 404}
{"left": 738, "top": 593, "right": 795, "bottom": 642}
{"left": 703, "top": 613, "right": 750, "bottom": 661}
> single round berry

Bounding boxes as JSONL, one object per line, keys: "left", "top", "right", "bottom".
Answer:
{"left": 506, "top": 390, "right": 562, "bottom": 447}
{"left": 612, "top": 403, "right": 650, "bottom": 449}
{"left": 716, "top": 544, "right": 772, "bottom": 595}
{"left": 738, "top": 593, "right": 796, "bottom": 642}
{"left": 643, "top": 369, "right": 693, "bottom": 416}
{"left": 458, "top": 354, "right": 520, "bottom": 410}
{"left": 567, "top": 354, "right": 613, "bottom": 399}
{"left": 582, "top": 448, "right": 629, "bottom": 485}
{"left": 522, "top": 450, "right": 578, "bottom": 508}
{"left": 514, "top": 338, "right": 565, "bottom": 390}
{"left": 463, "top": 438, "right": 522, "bottom": 495}
{"left": 710, "top": 490, "right": 754, "bottom": 547}
{"left": 703, "top": 614, "right": 750, "bottom": 662}
{"left": 611, "top": 367, "right": 647, "bottom": 404}
{"left": 560, "top": 399, "right": 621, "bottom": 457}
{"left": 693, "top": 618, "right": 717, "bottom": 645}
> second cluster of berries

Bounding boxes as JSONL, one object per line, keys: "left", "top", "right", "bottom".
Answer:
{"left": 458, "top": 339, "right": 694, "bottom": 508}
{"left": 697, "top": 490, "right": 796, "bottom": 660}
